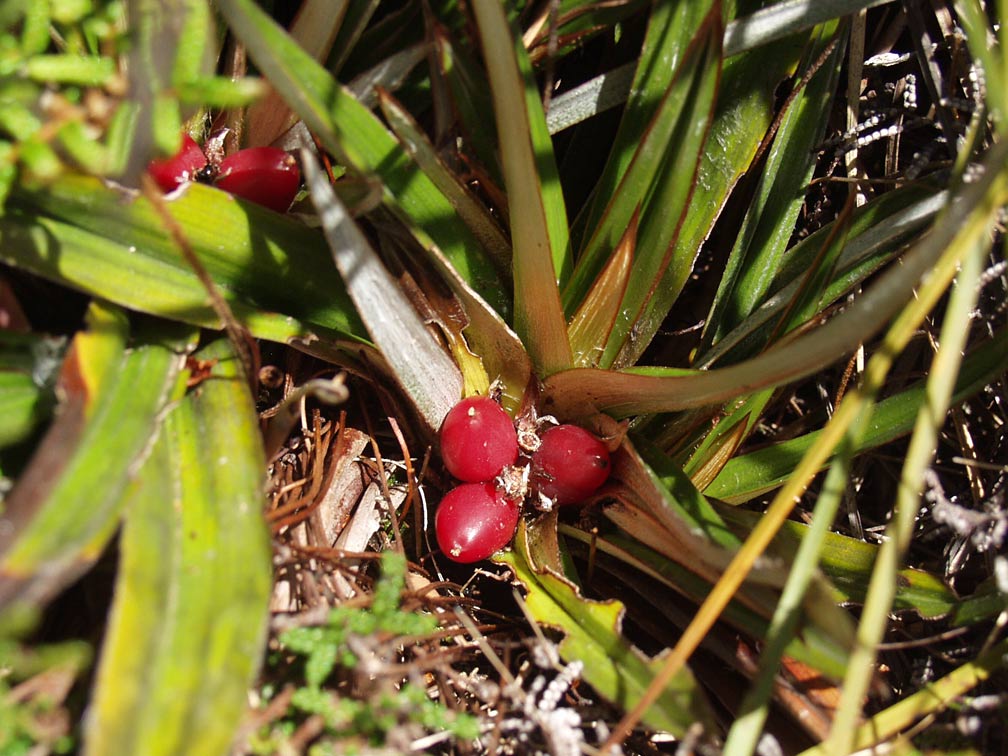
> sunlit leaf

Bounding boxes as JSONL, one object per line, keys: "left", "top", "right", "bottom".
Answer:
{"left": 713, "top": 505, "right": 987, "bottom": 621}
{"left": 0, "top": 303, "right": 195, "bottom": 607}
{"left": 217, "top": 0, "right": 510, "bottom": 316}
{"left": 603, "top": 438, "right": 857, "bottom": 655}
{"left": 613, "top": 7, "right": 810, "bottom": 366}
{"left": 245, "top": 0, "right": 349, "bottom": 147}
{"left": 561, "top": 527, "right": 849, "bottom": 679}
{"left": 2, "top": 176, "right": 367, "bottom": 349}
{"left": 497, "top": 518, "right": 715, "bottom": 737}
{"left": 84, "top": 338, "right": 272, "bottom": 756}
{"left": 303, "top": 150, "right": 462, "bottom": 432}
{"left": 471, "top": 0, "right": 571, "bottom": 376}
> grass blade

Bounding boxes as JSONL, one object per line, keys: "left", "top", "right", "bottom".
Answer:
{"left": 722, "top": 427, "right": 859, "bottom": 756}
{"left": 826, "top": 222, "right": 988, "bottom": 753}
{"left": 546, "top": 0, "right": 897, "bottom": 134}
{"left": 715, "top": 505, "right": 990, "bottom": 622}
{"left": 614, "top": 15, "right": 811, "bottom": 366}
{"left": 705, "top": 332, "right": 1008, "bottom": 503}
{"left": 245, "top": 0, "right": 349, "bottom": 147}
{"left": 699, "top": 186, "right": 945, "bottom": 368}
{"left": 84, "top": 338, "right": 272, "bottom": 756}
{"left": 801, "top": 638, "right": 1008, "bottom": 756}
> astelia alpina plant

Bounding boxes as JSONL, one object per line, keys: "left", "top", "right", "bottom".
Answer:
{"left": 0, "top": 0, "right": 1006, "bottom": 754}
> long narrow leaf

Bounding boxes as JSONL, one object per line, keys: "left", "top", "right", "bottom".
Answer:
{"left": 84, "top": 338, "right": 272, "bottom": 756}
{"left": 542, "top": 139, "right": 1008, "bottom": 418}
{"left": 303, "top": 151, "right": 462, "bottom": 431}
{"left": 0, "top": 303, "right": 194, "bottom": 607}
{"left": 827, "top": 226, "right": 988, "bottom": 753}
{"left": 377, "top": 90, "right": 511, "bottom": 277}
{"left": 698, "top": 186, "right": 945, "bottom": 368}
{"left": 3, "top": 176, "right": 368, "bottom": 347}
{"left": 216, "top": 0, "right": 510, "bottom": 317}
{"left": 470, "top": 0, "right": 571, "bottom": 376}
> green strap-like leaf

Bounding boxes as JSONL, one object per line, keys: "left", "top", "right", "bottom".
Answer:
{"left": 562, "top": 528, "right": 849, "bottom": 680}
{"left": 0, "top": 303, "right": 195, "bottom": 608}
{"left": 4, "top": 175, "right": 368, "bottom": 347}
{"left": 215, "top": 0, "right": 510, "bottom": 317}
{"left": 700, "top": 20, "right": 844, "bottom": 350}
{"left": 84, "top": 338, "right": 272, "bottom": 756}
{"left": 471, "top": 0, "right": 572, "bottom": 376}
{"left": 705, "top": 331, "right": 1008, "bottom": 503}
{"left": 498, "top": 520, "right": 715, "bottom": 737}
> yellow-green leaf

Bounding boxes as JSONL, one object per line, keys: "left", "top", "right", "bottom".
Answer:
{"left": 0, "top": 303, "right": 195, "bottom": 608}
{"left": 85, "top": 338, "right": 272, "bottom": 756}
{"left": 497, "top": 519, "right": 714, "bottom": 737}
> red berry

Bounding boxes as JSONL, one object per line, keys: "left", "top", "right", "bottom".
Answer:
{"left": 214, "top": 147, "right": 300, "bottom": 213}
{"left": 530, "top": 424, "right": 610, "bottom": 506}
{"left": 439, "top": 396, "right": 518, "bottom": 483}
{"left": 147, "top": 134, "right": 207, "bottom": 192}
{"left": 435, "top": 482, "right": 520, "bottom": 563}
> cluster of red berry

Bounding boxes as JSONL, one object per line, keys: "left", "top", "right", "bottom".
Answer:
{"left": 147, "top": 134, "right": 301, "bottom": 213}
{"left": 436, "top": 396, "right": 611, "bottom": 563}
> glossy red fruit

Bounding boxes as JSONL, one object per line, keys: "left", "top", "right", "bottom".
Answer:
{"left": 147, "top": 133, "right": 207, "bottom": 192}
{"left": 436, "top": 482, "right": 520, "bottom": 563}
{"left": 530, "top": 424, "right": 611, "bottom": 506}
{"left": 214, "top": 147, "right": 300, "bottom": 213}
{"left": 440, "top": 396, "right": 519, "bottom": 483}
